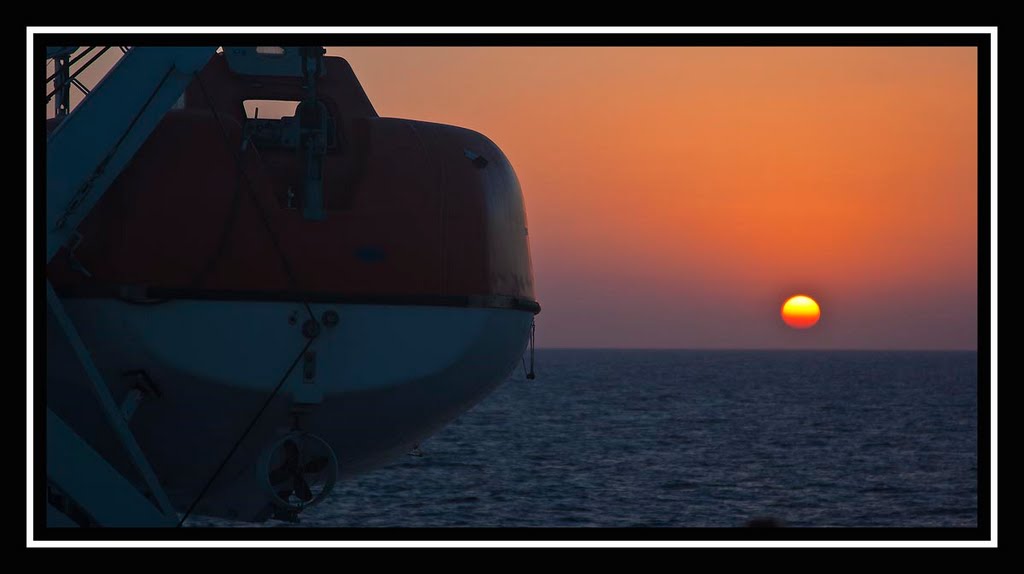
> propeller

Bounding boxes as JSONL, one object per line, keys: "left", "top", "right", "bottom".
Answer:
{"left": 268, "top": 439, "right": 330, "bottom": 503}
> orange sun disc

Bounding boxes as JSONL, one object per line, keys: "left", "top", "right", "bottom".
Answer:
{"left": 781, "top": 295, "right": 821, "bottom": 329}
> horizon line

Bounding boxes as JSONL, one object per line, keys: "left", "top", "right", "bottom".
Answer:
{"left": 533, "top": 347, "right": 979, "bottom": 352}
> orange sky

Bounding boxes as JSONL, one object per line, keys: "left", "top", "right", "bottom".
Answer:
{"left": 54, "top": 46, "right": 979, "bottom": 349}
{"left": 329, "top": 47, "right": 977, "bottom": 349}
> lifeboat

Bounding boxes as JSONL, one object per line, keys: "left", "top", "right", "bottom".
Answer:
{"left": 46, "top": 47, "right": 538, "bottom": 522}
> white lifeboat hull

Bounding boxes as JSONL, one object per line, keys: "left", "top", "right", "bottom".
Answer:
{"left": 46, "top": 298, "right": 532, "bottom": 521}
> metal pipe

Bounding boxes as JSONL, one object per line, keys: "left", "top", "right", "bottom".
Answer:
{"left": 53, "top": 54, "right": 70, "bottom": 118}
{"left": 71, "top": 77, "right": 90, "bottom": 95}
{"left": 46, "top": 46, "right": 111, "bottom": 102}
{"left": 46, "top": 46, "right": 95, "bottom": 84}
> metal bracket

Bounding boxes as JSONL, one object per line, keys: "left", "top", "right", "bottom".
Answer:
{"left": 46, "top": 281, "right": 177, "bottom": 521}
{"left": 53, "top": 52, "right": 71, "bottom": 119}
{"left": 291, "top": 350, "right": 324, "bottom": 406}
{"left": 299, "top": 47, "right": 327, "bottom": 221}
{"left": 120, "top": 370, "right": 161, "bottom": 422}
{"left": 65, "top": 231, "right": 92, "bottom": 278}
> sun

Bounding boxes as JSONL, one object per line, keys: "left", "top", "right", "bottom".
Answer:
{"left": 781, "top": 295, "right": 821, "bottom": 329}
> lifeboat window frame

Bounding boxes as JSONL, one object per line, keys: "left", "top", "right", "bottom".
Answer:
{"left": 242, "top": 99, "right": 301, "bottom": 120}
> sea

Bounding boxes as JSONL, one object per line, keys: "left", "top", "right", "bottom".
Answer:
{"left": 195, "top": 349, "right": 979, "bottom": 528}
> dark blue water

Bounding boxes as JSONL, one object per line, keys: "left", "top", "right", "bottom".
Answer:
{"left": 203, "top": 350, "right": 979, "bottom": 527}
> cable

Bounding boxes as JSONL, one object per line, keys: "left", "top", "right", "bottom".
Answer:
{"left": 188, "top": 150, "right": 245, "bottom": 289}
{"left": 114, "top": 164, "right": 241, "bottom": 306}
{"left": 527, "top": 321, "right": 536, "bottom": 380}
{"left": 192, "top": 70, "right": 316, "bottom": 323}
{"left": 176, "top": 71, "right": 328, "bottom": 526}
{"left": 111, "top": 111, "right": 247, "bottom": 306}
{"left": 75, "top": 69, "right": 315, "bottom": 318}
{"left": 176, "top": 337, "right": 315, "bottom": 527}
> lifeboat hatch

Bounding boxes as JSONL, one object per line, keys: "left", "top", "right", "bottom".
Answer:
{"left": 224, "top": 46, "right": 327, "bottom": 78}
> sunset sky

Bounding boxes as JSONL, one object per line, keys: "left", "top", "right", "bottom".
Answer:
{"left": 329, "top": 47, "right": 978, "bottom": 350}
{"left": 57, "top": 46, "right": 979, "bottom": 350}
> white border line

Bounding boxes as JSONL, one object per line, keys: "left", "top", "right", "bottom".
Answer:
{"left": 27, "top": 26, "right": 999, "bottom": 34}
{"left": 988, "top": 27, "right": 998, "bottom": 546}
{"left": 27, "top": 26, "right": 997, "bottom": 548}
{"left": 26, "top": 28, "right": 35, "bottom": 549}
{"left": 23, "top": 540, "right": 1002, "bottom": 548}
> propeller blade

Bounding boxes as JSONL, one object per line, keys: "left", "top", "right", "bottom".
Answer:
{"left": 282, "top": 440, "right": 299, "bottom": 457}
{"left": 294, "top": 473, "right": 314, "bottom": 502}
{"left": 268, "top": 439, "right": 329, "bottom": 503}
{"left": 303, "top": 456, "right": 329, "bottom": 474}
{"left": 282, "top": 443, "right": 300, "bottom": 472}
{"left": 269, "top": 467, "right": 293, "bottom": 485}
